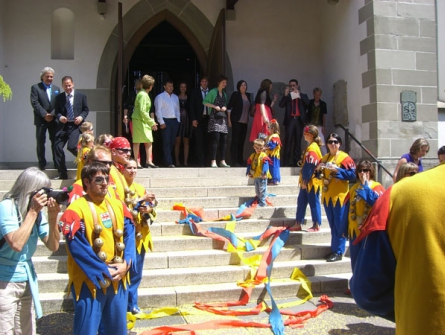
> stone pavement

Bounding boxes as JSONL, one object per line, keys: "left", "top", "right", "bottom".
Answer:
{"left": 36, "top": 292, "right": 395, "bottom": 335}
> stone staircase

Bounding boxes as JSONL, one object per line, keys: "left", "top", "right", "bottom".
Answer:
{"left": 1, "top": 167, "right": 351, "bottom": 314}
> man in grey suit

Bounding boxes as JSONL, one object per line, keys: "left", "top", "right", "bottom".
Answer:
{"left": 30, "top": 67, "right": 60, "bottom": 170}
{"left": 54, "top": 76, "right": 89, "bottom": 179}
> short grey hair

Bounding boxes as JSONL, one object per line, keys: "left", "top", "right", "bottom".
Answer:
{"left": 3, "top": 167, "right": 51, "bottom": 220}
{"left": 40, "top": 67, "right": 55, "bottom": 81}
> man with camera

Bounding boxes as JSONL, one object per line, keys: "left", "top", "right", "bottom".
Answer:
{"left": 60, "top": 162, "right": 136, "bottom": 335}
{"left": 0, "top": 167, "right": 61, "bottom": 334}
{"left": 279, "top": 79, "right": 309, "bottom": 167}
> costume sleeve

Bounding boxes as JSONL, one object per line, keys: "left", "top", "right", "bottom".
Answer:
{"left": 123, "top": 213, "right": 136, "bottom": 273}
{"left": 246, "top": 154, "right": 253, "bottom": 176}
{"left": 261, "top": 156, "right": 271, "bottom": 175}
{"left": 68, "top": 183, "right": 84, "bottom": 204}
{"left": 62, "top": 209, "right": 112, "bottom": 288}
{"left": 335, "top": 155, "right": 356, "bottom": 181}
{"left": 356, "top": 183, "right": 385, "bottom": 207}
{"left": 267, "top": 137, "right": 281, "bottom": 150}
{"left": 301, "top": 151, "right": 320, "bottom": 183}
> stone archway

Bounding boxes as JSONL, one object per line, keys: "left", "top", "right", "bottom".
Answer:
{"left": 96, "top": 1, "right": 215, "bottom": 90}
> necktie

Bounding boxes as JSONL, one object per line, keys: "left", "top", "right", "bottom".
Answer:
{"left": 46, "top": 86, "right": 51, "bottom": 101}
{"left": 202, "top": 90, "right": 208, "bottom": 115}
{"left": 66, "top": 94, "right": 74, "bottom": 120}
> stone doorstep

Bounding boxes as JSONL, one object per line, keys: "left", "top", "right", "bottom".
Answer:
{"left": 32, "top": 242, "right": 341, "bottom": 274}
{"left": 35, "top": 256, "right": 351, "bottom": 294}
{"left": 33, "top": 224, "right": 333, "bottom": 257}
{"left": 38, "top": 274, "right": 350, "bottom": 314}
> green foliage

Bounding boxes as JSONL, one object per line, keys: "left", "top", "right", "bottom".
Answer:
{"left": 0, "top": 75, "right": 12, "bottom": 101}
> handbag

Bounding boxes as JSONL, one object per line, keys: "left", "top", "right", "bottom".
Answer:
{"left": 214, "top": 111, "right": 227, "bottom": 119}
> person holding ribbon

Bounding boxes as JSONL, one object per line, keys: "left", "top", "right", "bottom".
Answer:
{"left": 0, "top": 167, "right": 60, "bottom": 334}
{"left": 60, "top": 162, "right": 136, "bottom": 335}
{"left": 315, "top": 133, "right": 356, "bottom": 262}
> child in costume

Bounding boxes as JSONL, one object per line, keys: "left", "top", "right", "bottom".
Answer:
{"left": 75, "top": 133, "right": 94, "bottom": 180}
{"left": 294, "top": 125, "right": 323, "bottom": 232}
{"left": 122, "top": 158, "right": 157, "bottom": 315}
{"left": 246, "top": 139, "right": 271, "bottom": 207}
{"left": 265, "top": 119, "right": 282, "bottom": 185}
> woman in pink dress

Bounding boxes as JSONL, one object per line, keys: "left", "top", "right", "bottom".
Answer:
{"left": 249, "top": 79, "right": 278, "bottom": 142}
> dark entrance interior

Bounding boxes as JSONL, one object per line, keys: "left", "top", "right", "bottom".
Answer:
{"left": 123, "top": 21, "right": 203, "bottom": 166}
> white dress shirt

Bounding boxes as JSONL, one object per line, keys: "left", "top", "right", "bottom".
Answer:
{"left": 154, "top": 91, "right": 180, "bottom": 125}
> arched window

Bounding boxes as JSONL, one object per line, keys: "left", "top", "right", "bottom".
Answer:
{"left": 51, "top": 8, "right": 74, "bottom": 60}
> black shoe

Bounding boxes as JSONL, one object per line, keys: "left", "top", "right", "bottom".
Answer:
{"left": 38, "top": 166, "right": 46, "bottom": 171}
{"left": 53, "top": 175, "right": 68, "bottom": 180}
{"left": 326, "top": 253, "right": 342, "bottom": 262}
{"left": 168, "top": 164, "right": 175, "bottom": 168}
{"left": 146, "top": 163, "right": 158, "bottom": 168}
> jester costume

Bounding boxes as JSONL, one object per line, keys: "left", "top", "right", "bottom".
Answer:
{"left": 125, "top": 181, "right": 156, "bottom": 314}
{"left": 68, "top": 179, "right": 117, "bottom": 204}
{"left": 320, "top": 151, "right": 355, "bottom": 257}
{"left": 347, "top": 180, "right": 384, "bottom": 271}
{"left": 296, "top": 142, "right": 322, "bottom": 227}
{"left": 246, "top": 151, "right": 272, "bottom": 206}
{"left": 351, "top": 165, "right": 445, "bottom": 334}
{"left": 60, "top": 196, "right": 136, "bottom": 335}
{"left": 265, "top": 133, "right": 281, "bottom": 184}
{"left": 75, "top": 147, "right": 91, "bottom": 181}
{"left": 109, "top": 164, "right": 129, "bottom": 200}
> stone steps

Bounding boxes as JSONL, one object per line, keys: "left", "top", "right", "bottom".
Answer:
{"left": 0, "top": 167, "right": 351, "bottom": 315}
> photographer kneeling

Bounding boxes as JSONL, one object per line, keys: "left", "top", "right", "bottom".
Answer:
{"left": 0, "top": 167, "right": 61, "bottom": 335}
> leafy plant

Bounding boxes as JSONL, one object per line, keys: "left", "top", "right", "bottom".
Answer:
{"left": 0, "top": 75, "right": 12, "bottom": 101}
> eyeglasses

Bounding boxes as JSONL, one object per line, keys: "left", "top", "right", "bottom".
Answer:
{"left": 358, "top": 169, "right": 370, "bottom": 173}
{"left": 115, "top": 148, "right": 131, "bottom": 153}
{"left": 327, "top": 140, "right": 339, "bottom": 145}
{"left": 405, "top": 171, "right": 417, "bottom": 176}
{"left": 93, "top": 159, "right": 113, "bottom": 166}
{"left": 93, "top": 175, "right": 109, "bottom": 184}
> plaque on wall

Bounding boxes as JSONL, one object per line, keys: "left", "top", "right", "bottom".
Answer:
{"left": 401, "top": 91, "right": 417, "bottom": 122}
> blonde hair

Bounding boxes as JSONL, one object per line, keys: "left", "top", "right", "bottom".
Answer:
{"left": 395, "top": 162, "right": 418, "bottom": 183}
{"left": 141, "top": 75, "right": 155, "bottom": 90}
{"left": 95, "top": 134, "right": 114, "bottom": 146}
{"left": 304, "top": 125, "right": 323, "bottom": 146}
{"left": 80, "top": 121, "right": 93, "bottom": 134}
{"left": 269, "top": 120, "right": 280, "bottom": 135}
{"left": 76, "top": 133, "right": 95, "bottom": 163}
{"left": 253, "top": 138, "right": 265, "bottom": 149}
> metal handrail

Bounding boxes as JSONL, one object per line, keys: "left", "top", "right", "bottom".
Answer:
{"left": 335, "top": 124, "right": 393, "bottom": 182}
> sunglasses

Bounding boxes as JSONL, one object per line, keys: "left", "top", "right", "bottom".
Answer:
{"left": 327, "top": 140, "right": 339, "bottom": 145}
{"left": 358, "top": 169, "right": 370, "bottom": 173}
{"left": 116, "top": 148, "right": 131, "bottom": 153}
{"left": 93, "top": 175, "right": 109, "bottom": 184}
{"left": 93, "top": 159, "right": 113, "bottom": 166}
{"left": 405, "top": 171, "right": 417, "bottom": 176}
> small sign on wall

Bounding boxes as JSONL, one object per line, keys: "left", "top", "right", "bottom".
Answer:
{"left": 401, "top": 91, "right": 417, "bottom": 122}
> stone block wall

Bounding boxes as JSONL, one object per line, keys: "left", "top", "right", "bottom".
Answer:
{"left": 359, "top": 0, "right": 438, "bottom": 159}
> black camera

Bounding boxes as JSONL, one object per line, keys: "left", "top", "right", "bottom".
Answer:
{"left": 31, "top": 187, "right": 70, "bottom": 205}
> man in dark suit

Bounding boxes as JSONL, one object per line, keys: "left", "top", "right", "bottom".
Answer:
{"left": 30, "top": 67, "right": 60, "bottom": 170}
{"left": 279, "top": 79, "right": 309, "bottom": 167}
{"left": 190, "top": 76, "right": 210, "bottom": 166}
{"left": 54, "top": 76, "right": 89, "bottom": 179}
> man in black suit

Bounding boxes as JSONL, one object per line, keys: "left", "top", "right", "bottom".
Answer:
{"left": 190, "top": 76, "right": 210, "bottom": 166}
{"left": 279, "top": 79, "right": 309, "bottom": 167}
{"left": 30, "top": 67, "right": 60, "bottom": 170}
{"left": 54, "top": 76, "right": 89, "bottom": 179}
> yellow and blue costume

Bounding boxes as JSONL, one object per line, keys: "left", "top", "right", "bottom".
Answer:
{"left": 246, "top": 151, "right": 271, "bottom": 207}
{"left": 265, "top": 133, "right": 281, "bottom": 184}
{"left": 296, "top": 142, "right": 322, "bottom": 226}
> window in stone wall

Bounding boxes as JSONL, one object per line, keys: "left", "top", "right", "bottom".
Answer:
{"left": 51, "top": 8, "right": 74, "bottom": 60}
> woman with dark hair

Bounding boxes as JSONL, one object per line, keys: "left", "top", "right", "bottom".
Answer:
{"left": 315, "top": 133, "right": 356, "bottom": 262}
{"left": 175, "top": 82, "right": 191, "bottom": 166}
{"left": 0, "top": 167, "right": 60, "bottom": 334}
{"left": 227, "top": 80, "right": 253, "bottom": 166}
{"left": 393, "top": 138, "right": 429, "bottom": 182}
{"left": 203, "top": 75, "right": 230, "bottom": 168}
{"left": 249, "top": 79, "right": 278, "bottom": 142}
{"left": 347, "top": 160, "right": 385, "bottom": 270}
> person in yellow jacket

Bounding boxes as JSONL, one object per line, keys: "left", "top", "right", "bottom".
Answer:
{"left": 246, "top": 138, "right": 272, "bottom": 207}
{"left": 351, "top": 164, "right": 445, "bottom": 334}
{"left": 60, "top": 162, "right": 136, "bottom": 335}
{"left": 122, "top": 158, "right": 157, "bottom": 315}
